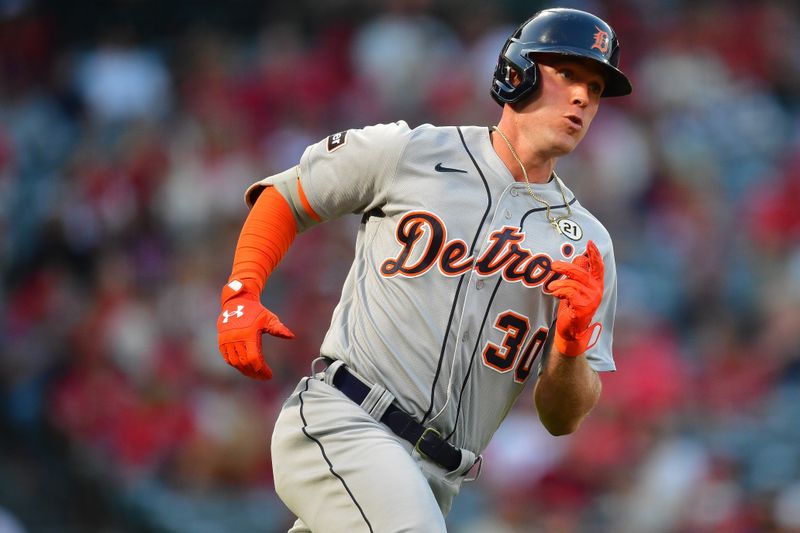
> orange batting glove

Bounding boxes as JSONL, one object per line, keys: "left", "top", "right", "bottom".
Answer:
{"left": 548, "top": 240, "right": 604, "bottom": 357}
{"left": 217, "top": 278, "right": 294, "bottom": 380}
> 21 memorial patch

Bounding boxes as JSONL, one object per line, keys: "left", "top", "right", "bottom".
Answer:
{"left": 326, "top": 131, "right": 348, "bottom": 152}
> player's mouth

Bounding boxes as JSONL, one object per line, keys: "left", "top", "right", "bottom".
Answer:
{"left": 565, "top": 114, "right": 584, "bottom": 130}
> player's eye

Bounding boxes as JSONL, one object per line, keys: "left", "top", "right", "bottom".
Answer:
{"left": 589, "top": 82, "right": 603, "bottom": 95}
{"left": 558, "top": 68, "right": 574, "bottom": 80}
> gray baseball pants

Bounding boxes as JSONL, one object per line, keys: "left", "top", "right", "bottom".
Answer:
{"left": 270, "top": 363, "right": 478, "bottom": 533}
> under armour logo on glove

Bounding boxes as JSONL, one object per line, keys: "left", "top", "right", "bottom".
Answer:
{"left": 221, "top": 305, "right": 245, "bottom": 323}
{"left": 216, "top": 279, "right": 294, "bottom": 380}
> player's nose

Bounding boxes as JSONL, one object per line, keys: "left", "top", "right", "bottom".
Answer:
{"left": 570, "top": 84, "right": 589, "bottom": 107}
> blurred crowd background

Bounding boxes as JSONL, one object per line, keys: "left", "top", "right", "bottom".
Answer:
{"left": 2, "top": 0, "right": 800, "bottom": 531}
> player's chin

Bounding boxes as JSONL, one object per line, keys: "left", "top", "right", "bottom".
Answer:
{"left": 553, "top": 134, "right": 582, "bottom": 155}
{"left": 568, "top": 122, "right": 592, "bottom": 145}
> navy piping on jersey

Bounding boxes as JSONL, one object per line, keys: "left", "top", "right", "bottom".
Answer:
{"left": 298, "top": 377, "right": 374, "bottom": 532}
{"left": 421, "top": 127, "right": 492, "bottom": 424}
{"left": 520, "top": 198, "right": 578, "bottom": 227}
{"left": 445, "top": 198, "right": 579, "bottom": 443}
{"left": 445, "top": 277, "right": 503, "bottom": 441}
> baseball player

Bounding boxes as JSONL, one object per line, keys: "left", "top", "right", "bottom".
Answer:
{"left": 217, "top": 8, "right": 632, "bottom": 532}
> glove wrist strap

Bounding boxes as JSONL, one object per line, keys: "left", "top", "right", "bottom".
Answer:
{"left": 221, "top": 278, "right": 261, "bottom": 305}
{"left": 554, "top": 331, "right": 590, "bottom": 357}
{"left": 554, "top": 322, "right": 601, "bottom": 357}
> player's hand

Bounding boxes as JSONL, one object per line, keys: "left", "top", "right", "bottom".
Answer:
{"left": 548, "top": 240, "right": 604, "bottom": 357}
{"left": 217, "top": 279, "right": 294, "bottom": 380}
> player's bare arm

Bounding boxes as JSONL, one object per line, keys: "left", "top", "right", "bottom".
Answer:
{"left": 534, "top": 350, "right": 602, "bottom": 435}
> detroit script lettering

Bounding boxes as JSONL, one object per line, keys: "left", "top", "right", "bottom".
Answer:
{"left": 380, "top": 211, "right": 564, "bottom": 289}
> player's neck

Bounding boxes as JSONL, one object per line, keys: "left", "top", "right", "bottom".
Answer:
{"left": 491, "top": 124, "right": 555, "bottom": 184}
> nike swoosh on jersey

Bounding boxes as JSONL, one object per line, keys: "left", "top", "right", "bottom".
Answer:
{"left": 434, "top": 162, "right": 467, "bottom": 173}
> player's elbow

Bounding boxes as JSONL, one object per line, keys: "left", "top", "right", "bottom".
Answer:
{"left": 539, "top": 416, "right": 582, "bottom": 436}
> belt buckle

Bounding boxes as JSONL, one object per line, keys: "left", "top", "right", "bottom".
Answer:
{"left": 414, "top": 427, "right": 442, "bottom": 461}
{"left": 310, "top": 356, "right": 328, "bottom": 376}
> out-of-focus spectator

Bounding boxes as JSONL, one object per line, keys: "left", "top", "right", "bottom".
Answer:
{"left": 73, "top": 29, "right": 171, "bottom": 124}
{"left": 350, "top": 0, "right": 461, "bottom": 117}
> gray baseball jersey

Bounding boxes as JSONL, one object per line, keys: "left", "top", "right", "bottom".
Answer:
{"left": 248, "top": 121, "right": 616, "bottom": 455}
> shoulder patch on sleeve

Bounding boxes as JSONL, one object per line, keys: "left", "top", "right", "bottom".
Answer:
{"left": 326, "top": 131, "right": 348, "bottom": 152}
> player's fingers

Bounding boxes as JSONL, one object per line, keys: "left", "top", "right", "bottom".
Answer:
{"left": 255, "top": 309, "right": 295, "bottom": 340}
{"left": 227, "top": 342, "right": 249, "bottom": 376}
{"left": 244, "top": 340, "right": 272, "bottom": 380}
{"left": 254, "top": 361, "right": 272, "bottom": 380}
{"left": 549, "top": 285, "right": 579, "bottom": 302}
{"left": 265, "top": 314, "right": 295, "bottom": 339}
{"left": 550, "top": 260, "right": 592, "bottom": 285}
{"left": 238, "top": 339, "right": 261, "bottom": 377}
{"left": 548, "top": 279, "right": 587, "bottom": 295}
{"left": 586, "top": 241, "right": 605, "bottom": 282}
{"left": 572, "top": 253, "right": 590, "bottom": 270}
{"left": 222, "top": 343, "right": 256, "bottom": 378}
{"left": 220, "top": 343, "right": 238, "bottom": 368}
{"left": 233, "top": 342, "right": 260, "bottom": 379}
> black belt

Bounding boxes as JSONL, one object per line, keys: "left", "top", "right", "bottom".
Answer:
{"left": 328, "top": 362, "right": 463, "bottom": 472}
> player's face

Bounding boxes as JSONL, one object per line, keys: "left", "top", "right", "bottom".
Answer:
{"left": 514, "top": 55, "right": 605, "bottom": 156}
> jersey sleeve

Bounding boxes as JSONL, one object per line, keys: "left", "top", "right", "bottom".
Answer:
{"left": 244, "top": 121, "right": 412, "bottom": 232}
{"left": 299, "top": 121, "right": 411, "bottom": 222}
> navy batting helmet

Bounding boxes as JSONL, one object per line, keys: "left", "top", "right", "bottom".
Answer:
{"left": 491, "top": 8, "right": 632, "bottom": 106}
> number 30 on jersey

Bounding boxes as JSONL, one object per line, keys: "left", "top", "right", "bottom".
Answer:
{"left": 482, "top": 310, "right": 549, "bottom": 384}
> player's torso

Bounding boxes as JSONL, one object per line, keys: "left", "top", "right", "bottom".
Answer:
{"left": 320, "top": 124, "right": 608, "bottom": 452}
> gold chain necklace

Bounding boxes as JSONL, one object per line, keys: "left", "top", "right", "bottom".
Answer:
{"left": 492, "top": 125, "right": 573, "bottom": 234}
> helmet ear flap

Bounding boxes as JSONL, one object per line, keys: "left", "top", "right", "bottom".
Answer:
{"left": 490, "top": 45, "right": 539, "bottom": 106}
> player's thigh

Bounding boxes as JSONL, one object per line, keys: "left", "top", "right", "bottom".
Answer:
{"left": 271, "top": 377, "right": 447, "bottom": 533}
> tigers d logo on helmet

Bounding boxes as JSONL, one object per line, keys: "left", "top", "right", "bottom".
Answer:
{"left": 591, "top": 25, "right": 610, "bottom": 54}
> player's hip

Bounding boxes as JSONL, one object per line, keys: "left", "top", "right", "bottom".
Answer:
{"left": 271, "top": 375, "right": 452, "bottom": 530}
{"left": 272, "top": 365, "right": 480, "bottom": 484}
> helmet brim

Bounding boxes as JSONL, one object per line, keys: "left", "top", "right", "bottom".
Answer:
{"left": 530, "top": 48, "right": 632, "bottom": 97}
